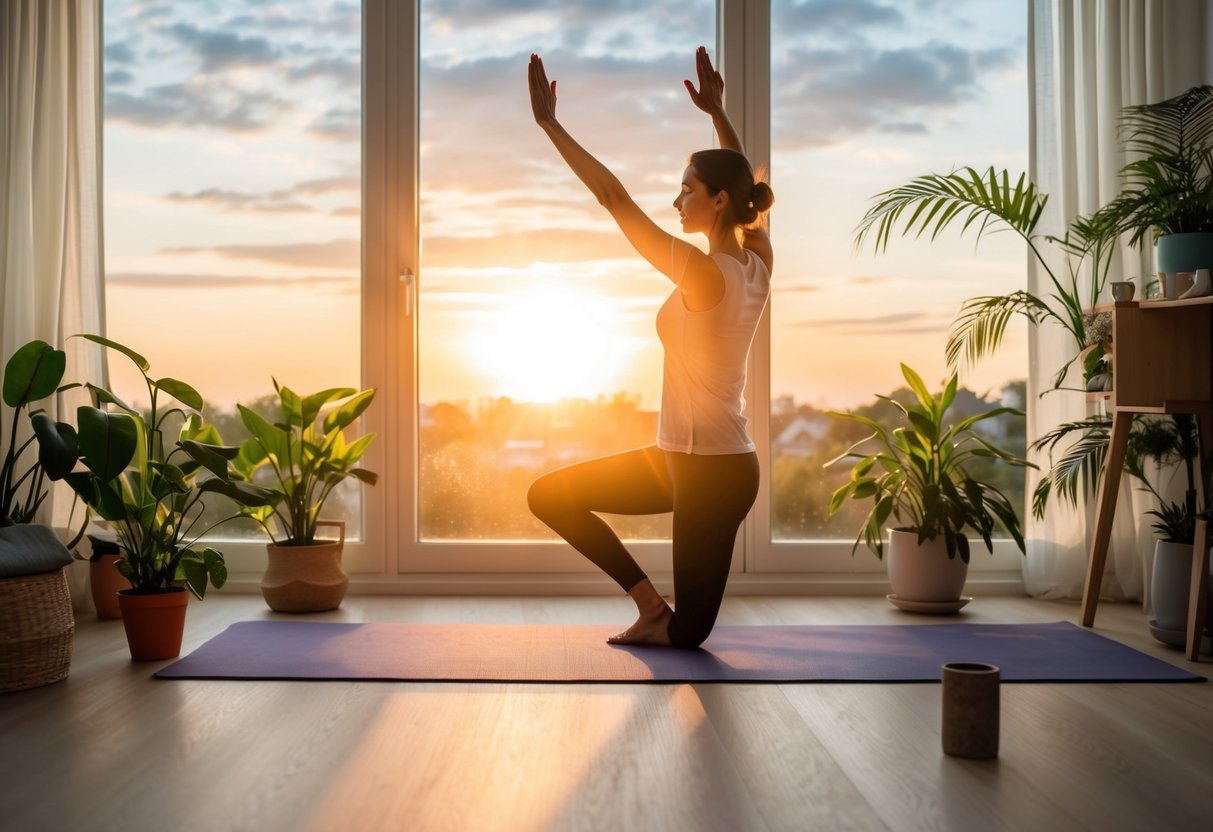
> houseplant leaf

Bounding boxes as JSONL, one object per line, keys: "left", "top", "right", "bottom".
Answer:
{"left": 76, "top": 406, "right": 138, "bottom": 482}
{"left": 3, "top": 340, "right": 65, "bottom": 408}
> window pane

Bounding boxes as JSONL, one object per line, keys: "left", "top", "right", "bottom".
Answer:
{"left": 769, "top": 0, "right": 1029, "bottom": 540}
{"left": 103, "top": 0, "right": 363, "bottom": 540}
{"left": 417, "top": 1, "right": 714, "bottom": 541}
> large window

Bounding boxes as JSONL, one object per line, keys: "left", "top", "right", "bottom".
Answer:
{"left": 765, "top": 0, "right": 1029, "bottom": 554}
{"left": 103, "top": 1, "right": 1030, "bottom": 582}
{"left": 103, "top": 0, "right": 365, "bottom": 546}
{"left": 416, "top": 0, "right": 714, "bottom": 542}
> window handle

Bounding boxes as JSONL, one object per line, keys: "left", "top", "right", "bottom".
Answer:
{"left": 400, "top": 269, "right": 415, "bottom": 317}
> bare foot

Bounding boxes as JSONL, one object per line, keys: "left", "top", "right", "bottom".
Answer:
{"left": 607, "top": 602, "right": 673, "bottom": 646}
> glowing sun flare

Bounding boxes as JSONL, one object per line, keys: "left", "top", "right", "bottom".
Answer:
{"left": 465, "top": 283, "right": 632, "bottom": 402}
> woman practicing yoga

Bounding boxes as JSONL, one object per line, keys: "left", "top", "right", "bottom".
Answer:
{"left": 526, "top": 47, "right": 774, "bottom": 649}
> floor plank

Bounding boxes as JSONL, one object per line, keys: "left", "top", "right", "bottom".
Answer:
{"left": 1, "top": 595, "right": 1209, "bottom": 832}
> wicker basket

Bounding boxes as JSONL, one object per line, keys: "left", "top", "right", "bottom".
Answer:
{"left": 0, "top": 568, "right": 75, "bottom": 693}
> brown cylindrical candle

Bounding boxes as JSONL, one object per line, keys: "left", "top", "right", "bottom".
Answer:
{"left": 941, "top": 661, "right": 1000, "bottom": 758}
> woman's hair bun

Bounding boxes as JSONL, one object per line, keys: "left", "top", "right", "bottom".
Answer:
{"left": 750, "top": 181, "right": 774, "bottom": 213}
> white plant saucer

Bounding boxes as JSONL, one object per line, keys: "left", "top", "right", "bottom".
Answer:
{"left": 1147, "top": 618, "right": 1213, "bottom": 654}
{"left": 886, "top": 594, "right": 972, "bottom": 614}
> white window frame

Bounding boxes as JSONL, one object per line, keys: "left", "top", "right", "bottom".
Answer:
{"left": 356, "top": 0, "right": 1023, "bottom": 592}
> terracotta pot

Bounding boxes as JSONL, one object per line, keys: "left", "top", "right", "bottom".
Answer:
{"left": 261, "top": 521, "right": 347, "bottom": 613}
{"left": 118, "top": 588, "right": 189, "bottom": 661}
{"left": 90, "top": 554, "right": 131, "bottom": 620}
{"left": 886, "top": 528, "right": 969, "bottom": 603}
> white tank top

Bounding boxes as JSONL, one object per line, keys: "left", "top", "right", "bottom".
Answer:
{"left": 656, "top": 247, "right": 771, "bottom": 455}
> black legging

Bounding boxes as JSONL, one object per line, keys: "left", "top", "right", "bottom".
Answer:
{"left": 527, "top": 445, "right": 760, "bottom": 649}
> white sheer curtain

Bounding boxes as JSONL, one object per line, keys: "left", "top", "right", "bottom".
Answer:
{"left": 1025, "top": 0, "right": 1212, "bottom": 601}
{"left": 1, "top": 0, "right": 106, "bottom": 527}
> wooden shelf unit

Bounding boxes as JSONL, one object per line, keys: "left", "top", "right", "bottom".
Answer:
{"left": 1081, "top": 296, "right": 1213, "bottom": 661}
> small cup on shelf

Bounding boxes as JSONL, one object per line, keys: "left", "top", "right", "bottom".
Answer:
{"left": 1110, "top": 281, "right": 1135, "bottom": 302}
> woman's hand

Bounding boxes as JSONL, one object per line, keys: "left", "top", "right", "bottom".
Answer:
{"left": 684, "top": 45, "right": 724, "bottom": 115}
{"left": 528, "top": 53, "right": 558, "bottom": 126}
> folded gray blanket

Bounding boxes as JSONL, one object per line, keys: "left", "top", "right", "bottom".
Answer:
{"left": 0, "top": 524, "right": 74, "bottom": 578}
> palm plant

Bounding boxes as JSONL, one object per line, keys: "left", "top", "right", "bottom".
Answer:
{"left": 853, "top": 167, "right": 1117, "bottom": 390}
{"left": 1029, "top": 413, "right": 1198, "bottom": 543}
{"left": 1093, "top": 84, "right": 1213, "bottom": 244}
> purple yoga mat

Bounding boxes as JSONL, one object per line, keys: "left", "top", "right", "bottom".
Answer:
{"left": 155, "top": 620, "right": 1204, "bottom": 683}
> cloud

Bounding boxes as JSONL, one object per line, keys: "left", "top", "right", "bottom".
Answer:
{"left": 106, "top": 69, "right": 135, "bottom": 87}
{"left": 105, "top": 41, "right": 137, "bottom": 65}
{"left": 308, "top": 106, "right": 360, "bottom": 141}
{"left": 162, "top": 23, "right": 279, "bottom": 73}
{"left": 775, "top": 0, "right": 904, "bottom": 33}
{"left": 795, "top": 311, "right": 948, "bottom": 335}
{"left": 163, "top": 188, "right": 312, "bottom": 213}
{"left": 287, "top": 56, "right": 361, "bottom": 90}
{"left": 772, "top": 40, "right": 1019, "bottom": 147}
{"left": 422, "top": 229, "right": 637, "bottom": 269}
{"left": 773, "top": 280, "right": 822, "bottom": 294}
{"left": 161, "top": 238, "right": 359, "bottom": 269}
{"left": 160, "top": 229, "right": 639, "bottom": 272}
{"left": 106, "top": 272, "right": 355, "bottom": 289}
{"left": 106, "top": 80, "right": 291, "bottom": 131}
{"left": 161, "top": 176, "right": 359, "bottom": 214}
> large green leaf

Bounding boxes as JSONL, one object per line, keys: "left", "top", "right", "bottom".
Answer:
{"left": 153, "top": 377, "right": 204, "bottom": 411}
{"left": 179, "top": 440, "right": 239, "bottom": 480}
{"left": 322, "top": 388, "right": 375, "bottom": 434}
{"left": 301, "top": 387, "right": 355, "bottom": 426}
{"left": 197, "top": 477, "right": 281, "bottom": 508}
{"left": 899, "top": 364, "right": 935, "bottom": 415}
{"left": 65, "top": 471, "right": 126, "bottom": 521}
{"left": 275, "top": 380, "right": 304, "bottom": 426}
{"left": 853, "top": 166, "right": 1047, "bottom": 254}
{"left": 75, "top": 334, "right": 150, "bottom": 373}
{"left": 3, "top": 340, "right": 66, "bottom": 408}
{"left": 238, "top": 404, "right": 284, "bottom": 456}
{"left": 76, "top": 406, "right": 138, "bottom": 481}
{"left": 30, "top": 414, "right": 79, "bottom": 480}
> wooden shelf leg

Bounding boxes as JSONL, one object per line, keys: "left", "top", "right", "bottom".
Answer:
{"left": 1185, "top": 407, "right": 1213, "bottom": 661}
{"left": 1186, "top": 519, "right": 1209, "bottom": 662}
{"left": 1081, "top": 411, "right": 1133, "bottom": 627}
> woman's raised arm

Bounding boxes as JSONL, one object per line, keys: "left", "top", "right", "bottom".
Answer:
{"left": 528, "top": 54, "right": 682, "bottom": 279}
{"left": 684, "top": 46, "right": 743, "bottom": 155}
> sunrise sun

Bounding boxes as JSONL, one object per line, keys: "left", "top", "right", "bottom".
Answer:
{"left": 464, "top": 282, "right": 635, "bottom": 403}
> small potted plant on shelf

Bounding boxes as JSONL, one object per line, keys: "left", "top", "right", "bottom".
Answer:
{"left": 34, "top": 335, "right": 279, "bottom": 660}
{"left": 232, "top": 380, "right": 377, "bottom": 613}
{"left": 826, "top": 364, "right": 1034, "bottom": 613}
{"left": 1092, "top": 84, "right": 1213, "bottom": 278}
{"left": 0, "top": 340, "right": 78, "bottom": 690}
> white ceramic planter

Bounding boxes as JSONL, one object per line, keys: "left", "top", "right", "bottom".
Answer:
{"left": 886, "top": 528, "right": 969, "bottom": 603}
{"left": 1151, "top": 540, "right": 1194, "bottom": 632}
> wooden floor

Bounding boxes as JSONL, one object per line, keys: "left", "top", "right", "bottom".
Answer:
{"left": 1, "top": 594, "right": 1210, "bottom": 832}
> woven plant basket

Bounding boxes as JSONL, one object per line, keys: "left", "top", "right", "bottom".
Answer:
{"left": 0, "top": 568, "right": 75, "bottom": 693}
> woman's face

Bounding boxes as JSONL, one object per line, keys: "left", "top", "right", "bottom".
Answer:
{"left": 673, "top": 166, "right": 719, "bottom": 234}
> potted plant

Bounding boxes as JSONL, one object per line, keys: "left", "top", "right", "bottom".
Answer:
{"left": 34, "top": 335, "right": 278, "bottom": 660}
{"left": 826, "top": 364, "right": 1033, "bottom": 612}
{"left": 1122, "top": 415, "right": 1209, "bottom": 644}
{"left": 232, "top": 380, "right": 377, "bottom": 612}
{"left": 0, "top": 340, "right": 77, "bottom": 690}
{"left": 1093, "top": 85, "right": 1213, "bottom": 276}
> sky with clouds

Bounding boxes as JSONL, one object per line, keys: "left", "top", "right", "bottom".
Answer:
{"left": 102, "top": 0, "right": 1027, "bottom": 410}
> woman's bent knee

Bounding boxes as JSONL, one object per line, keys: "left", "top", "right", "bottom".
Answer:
{"left": 667, "top": 618, "right": 712, "bottom": 650}
{"left": 527, "top": 474, "right": 563, "bottom": 522}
